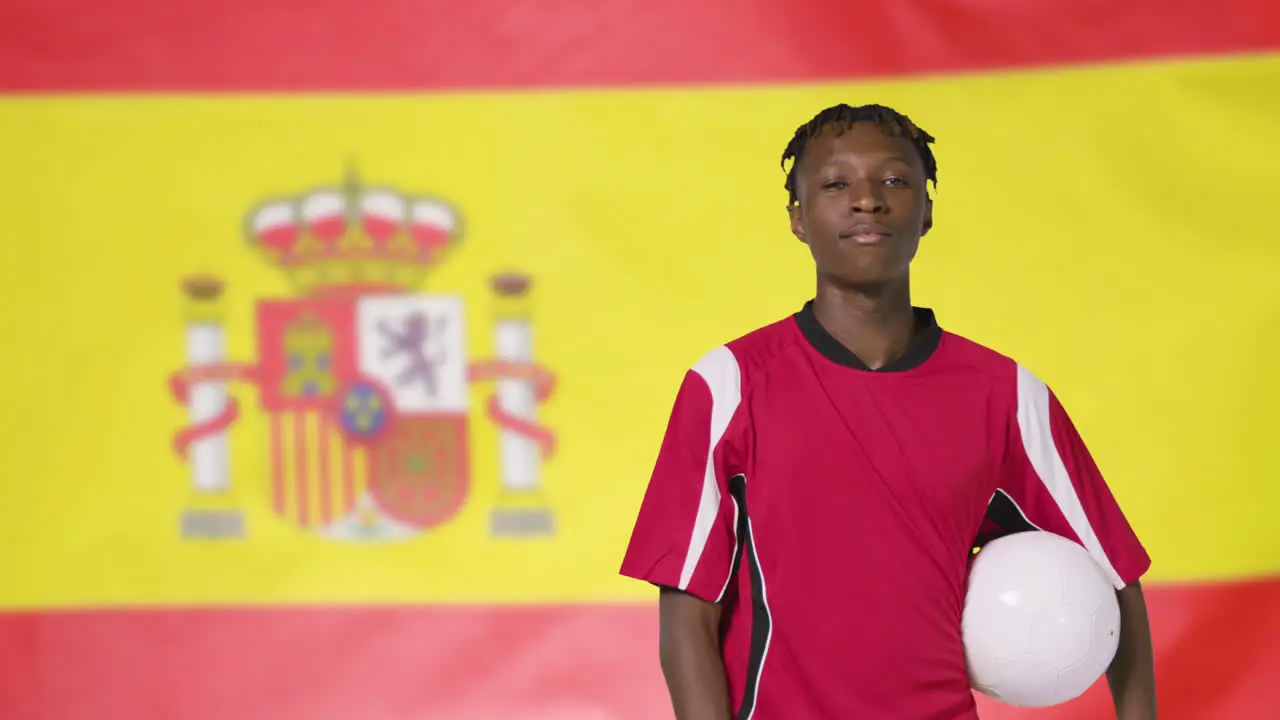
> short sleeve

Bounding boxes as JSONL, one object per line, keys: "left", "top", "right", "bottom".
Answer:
{"left": 619, "top": 346, "right": 743, "bottom": 603}
{"left": 998, "top": 365, "right": 1151, "bottom": 589}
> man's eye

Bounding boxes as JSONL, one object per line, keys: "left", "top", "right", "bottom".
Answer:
{"left": 823, "top": 181, "right": 847, "bottom": 190}
{"left": 885, "top": 177, "right": 909, "bottom": 187}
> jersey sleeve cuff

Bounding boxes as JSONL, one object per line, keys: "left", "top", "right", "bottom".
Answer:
{"left": 1114, "top": 551, "right": 1152, "bottom": 590}
{"left": 618, "top": 563, "right": 724, "bottom": 604}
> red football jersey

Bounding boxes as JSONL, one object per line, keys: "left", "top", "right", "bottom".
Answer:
{"left": 619, "top": 302, "right": 1150, "bottom": 719}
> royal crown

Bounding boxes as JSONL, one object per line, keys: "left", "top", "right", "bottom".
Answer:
{"left": 245, "top": 171, "right": 460, "bottom": 296}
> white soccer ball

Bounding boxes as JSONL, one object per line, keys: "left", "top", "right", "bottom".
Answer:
{"left": 962, "top": 530, "right": 1121, "bottom": 708}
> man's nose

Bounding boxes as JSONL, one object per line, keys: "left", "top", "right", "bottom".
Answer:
{"left": 849, "top": 180, "right": 885, "bottom": 213}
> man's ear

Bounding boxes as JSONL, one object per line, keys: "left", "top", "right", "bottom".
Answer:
{"left": 921, "top": 195, "right": 933, "bottom": 237}
{"left": 789, "top": 203, "right": 806, "bottom": 244}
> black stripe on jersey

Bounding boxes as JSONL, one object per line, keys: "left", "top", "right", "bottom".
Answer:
{"left": 717, "top": 474, "right": 748, "bottom": 603}
{"left": 729, "top": 474, "right": 771, "bottom": 720}
{"left": 972, "top": 488, "right": 1039, "bottom": 552}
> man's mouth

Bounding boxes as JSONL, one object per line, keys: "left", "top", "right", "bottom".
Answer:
{"left": 838, "top": 226, "right": 892, "bottom": 245}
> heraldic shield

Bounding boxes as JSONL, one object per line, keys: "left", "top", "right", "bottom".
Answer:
{"left": 170, "top": 174, "right": 558, "bottom": 542}
{"left": 256, "top": 293, "right": 470, "bottom": 541}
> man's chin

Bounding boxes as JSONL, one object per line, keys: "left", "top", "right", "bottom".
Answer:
{"left": 820, "top": 265, "right": 907, "bottom": 291}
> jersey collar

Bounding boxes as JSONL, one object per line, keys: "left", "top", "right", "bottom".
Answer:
{"left": 793, "top": 300, "right": 942, "bottom": 372}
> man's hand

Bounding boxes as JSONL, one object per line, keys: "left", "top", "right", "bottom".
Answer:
{"left": 1106, "top": 581, "right": 1157, "bottom": 719}
{"left": 659, "top": 586, "right": 733, "bottom": 720}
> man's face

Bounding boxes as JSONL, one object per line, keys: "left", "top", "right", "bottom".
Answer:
{"left": 788, "top": 122, "right": 932, "bottom": 287}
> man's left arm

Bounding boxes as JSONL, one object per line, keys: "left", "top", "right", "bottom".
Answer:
{"left": 1108, "top": 582, "right": 1157, "bottom": 719}
{"left": 999, "top": 365, "right": 1156, "bottom": 718}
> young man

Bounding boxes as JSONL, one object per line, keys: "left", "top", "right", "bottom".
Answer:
{"left": 618, "top": 104, "right": 1157, "bottom": 719}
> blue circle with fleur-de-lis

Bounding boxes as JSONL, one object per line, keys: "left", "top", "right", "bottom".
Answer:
{"left": 338, "top": 381, "right": 390, "bottom": 440}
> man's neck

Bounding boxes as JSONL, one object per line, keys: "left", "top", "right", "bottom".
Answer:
{"left": 811, "top": 276, "right": 917, "bottom": 371}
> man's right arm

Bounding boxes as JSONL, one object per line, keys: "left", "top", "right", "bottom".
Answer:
{"left": 659, "top": 587, "right": 732, "bottom": 720}
{"left": 618, "top": 350, "right": 744, "bottom": 719}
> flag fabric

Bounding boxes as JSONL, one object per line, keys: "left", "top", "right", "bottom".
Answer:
{"left": 1, "top": 1, "right": 1278, "bottom": 718}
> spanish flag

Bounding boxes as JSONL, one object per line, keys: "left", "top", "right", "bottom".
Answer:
{"left": 1, "top": 1, "right": 1277, "bottom": 717}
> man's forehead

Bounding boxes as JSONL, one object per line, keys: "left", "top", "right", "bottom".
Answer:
{"left": 803, "top": 126, "right": 919, "bottom": 168}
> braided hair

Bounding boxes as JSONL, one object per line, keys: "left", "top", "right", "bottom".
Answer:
{"left": 781, "top": 103, "right": 937, "bottom": 206}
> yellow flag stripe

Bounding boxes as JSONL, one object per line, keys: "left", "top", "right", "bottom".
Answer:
{"left": 0, "top": 52, "right": 1276, "bottom": 607}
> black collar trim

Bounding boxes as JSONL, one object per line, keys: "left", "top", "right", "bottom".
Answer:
{"left": 794, "top": 300, "right": 942, "bottom": 372}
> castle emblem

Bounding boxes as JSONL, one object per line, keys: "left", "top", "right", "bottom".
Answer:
{"left": 168, "top": 172, "right": 556, "bottom": 542}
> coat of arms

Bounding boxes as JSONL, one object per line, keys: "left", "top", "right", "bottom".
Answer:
{"left": 168, "top": 172, "right": 556, "bottom": 542}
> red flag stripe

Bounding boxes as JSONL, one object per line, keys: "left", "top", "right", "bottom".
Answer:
{"left": 293, "top": 413, "right": 310, "bottom": 527}
{"left": 1, "top": 0, "right": 1277, "bottom": 92}
{"left": 319, "top": 416, "right": 333, "bottom": 526}
{"left": 342, "top": 440, "right": 356, "bottom": 516}
{"left": 0, "top": 577, "right": 1277, "bottom": 718}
